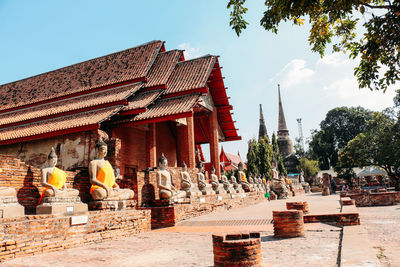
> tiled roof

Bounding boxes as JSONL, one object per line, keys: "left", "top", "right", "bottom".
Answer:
{"left": 145, "top": 50, "right": 181, "bottom": 89}
{"left": 0, "top": 106, "right": 121, "bottom": 143}
{"left": 0, "top": 41, "right": 162, "bottom": 111}
{"left": 124, "top": 90, "right": 161, "bottom": 111}
{"left": 0, "top": 83, "right": 142, "bottom": 127}
{"left": 224, "top": 152, "right": 244, "bottom": 167}
{"left": 165, "top": 56, "right": 216, "bottom": 95}
{"left": 134, "top": 94, "right": 200, "bottom": 121}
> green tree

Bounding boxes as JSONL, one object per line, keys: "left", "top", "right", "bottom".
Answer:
{"left": 271, "top": 132, "right": 287, "bottom": 176}
{"left": 308, "top": 106, "right": 373, "bottom": 169}
{"left": 296, "top": 158, "right": 320, "bottom": 182}
{"left": 246, "top": 138, "right": 259, "bottom": 177}
{"left": 336, "top": 112, "right": 400, "bottom": 190}
{"left": 335, "top": 133, "right": 369, "bottom": 184}
{"left": 227, "top": 0, "right": 400, "bottom": 91}
{"left": 257, "top": 136, "right": 273, "bottom": 179}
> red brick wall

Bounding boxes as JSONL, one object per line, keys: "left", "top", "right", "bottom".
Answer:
{"left": 112, "top": 126, "right": 147, "bottom": 176}
{"left": 156, "top": 122, "right": 177, "bottom": 167}
{"left": 0, "top": 209, "right": 151, "bottom": 262}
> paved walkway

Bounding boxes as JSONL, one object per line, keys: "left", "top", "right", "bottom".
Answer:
{"left": 358, "top": 205, "right": 400, "bottom": 266}
{"left": 4, "top": 193, "right": 396, "bottom": 266}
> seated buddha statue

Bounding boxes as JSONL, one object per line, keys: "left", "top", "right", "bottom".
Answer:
{"left": 196, "top": 162, "right": 213, "bottom": 195}
{"left": 157, "top": 154, "right": 186, "bottom": 201}
{"left": 89, "top": 139, "right": 134, "bottom": 201}
{"left": 39, "top": 148, "right": 79, "bottom": 203}
{"left": 221, "top": 170, "right": 234, "bottom": 193}
{"left": 248, "top": 175, "right": 257, "bottom": 191}
{"left": 210, "top": 166, "right": 223, "bottom": 194}
{"left": 180, "top": 161, "right": 201, "bottom": 197}
{"left": 270, "top": 161, "right": 289, "bottom": 199}
{"left": 237, "top": 162, "right": 251, "bottom": 192}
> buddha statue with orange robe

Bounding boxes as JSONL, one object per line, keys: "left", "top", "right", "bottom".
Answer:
{"left": 238, "top": 162, "right": 251, "bottom": 192}
{"left": 40, "top": 148, "right": 79, "bottom": 203}
{"left": 89, "top": 139, "right": 134, "bottom": 201}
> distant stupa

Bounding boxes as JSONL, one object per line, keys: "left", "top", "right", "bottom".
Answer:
{"left": 277, "top": 84, "right": 294, "bottom": 157}
{"left": 258, "top": 104, "right": 268, "bottom": 140}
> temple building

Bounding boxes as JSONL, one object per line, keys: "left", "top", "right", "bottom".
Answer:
{"left": 219, "top": 146, "right": 246, "bottom": 172}
{"left": 276, "top": 85, "right": 298, "bottom": 173}
{"left": 0, "top": 40, "right": 240, "bottom": 179}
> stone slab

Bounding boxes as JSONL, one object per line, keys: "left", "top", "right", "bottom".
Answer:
{"left": 341, "top": 225, "right": 380, "bottom": 267}
{"left": 0, "top": 204, "right": 25, "bottom": 218}
{"left": 36, "top": 203, "right": 88, "bottom": 216}
{"left": 70, "top": 215, "right": 89, "bottom": 225}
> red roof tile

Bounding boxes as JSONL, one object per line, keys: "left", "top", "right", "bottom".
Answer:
{"left": 145, "top": 50, "right": 181, "bottom": 89}
{"left": 0, "top": 106, "right": 121, "bottom": 143}
{"left": 0, "top": 41, "right": 162, "bottom": 111}
{"left": 133, "top": 94, "right": 200, "bottom": 121}
{"left": 124, "top": 90, "right": 161, "bottom": 111}
{"left": 165, "top": 56, "right": 216, "bottom": 95}
{"left": 0, "top": 83, "right": 141, "bottom": 127}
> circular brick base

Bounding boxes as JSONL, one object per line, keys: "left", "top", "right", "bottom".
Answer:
{"left": 286, "top": 201, "right": 309, "bottom": 214}
{"left": 273, "top": 210, "right": 304, "bottom": 238}
{"left": 212, "top": 232, "right": 262, "bottom": 267}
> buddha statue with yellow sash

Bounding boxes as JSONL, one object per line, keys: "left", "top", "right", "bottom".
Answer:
{"left": 40, "top": 148, "right": 79, "bottom": 203}
{"left": 238, "top": 162, "right": 251, "bottom": 192}
{"left": 89, "top": 139, "right": 134, "bottom": 201}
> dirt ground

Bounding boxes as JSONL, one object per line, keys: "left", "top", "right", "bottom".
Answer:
{"left": 3, "top": 194, "right": 344, "bottom": 267}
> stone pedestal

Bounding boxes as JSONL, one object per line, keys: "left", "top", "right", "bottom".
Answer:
{"left": 183, "top": 186, "right": 202, "bottom": 197}
{"left": 88, "top": 199, "right": 136, "bottom": 211}
{"left": 37, "top": 196, "right": 88, "bottom": 216}
{"left": 199, "top": 185, "right": 215, "bottom": 195}
{"left": 223, "top": 183, "right": 235, "bottom": 194}
{"left": 232, "top": 183, "right": 244, "bottom": 194}
{"left": 0, "top": 197, "right": 25, "bottom": 218}
{"left": 212, "top": 183, "right": 225, "bottom": 194}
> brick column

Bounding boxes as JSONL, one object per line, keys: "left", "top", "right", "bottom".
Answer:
{"left": 209, "top": 107, "right": 220, "bottom": 178}
{"left": 146, "top": 123, "right": 157, "bottom": 168}
{"left": 176, "top": 116, "right": 196, "bottom": 169}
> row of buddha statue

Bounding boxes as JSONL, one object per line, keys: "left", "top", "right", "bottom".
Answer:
{"left": 156, "top": 155, "right": 269, "bottom": 202}
{"left": 0, "top": 138, "right": 274, "bottom": 217}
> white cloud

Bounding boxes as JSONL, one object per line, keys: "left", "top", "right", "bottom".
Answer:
{"left": 177, "top": 43, "right": 201, "bottom": 60}
{"left": 272, "top": 52, "right": 396, "bottom": 111}
{"left": 270, "top": 59, "right": 315, "bottom": 88}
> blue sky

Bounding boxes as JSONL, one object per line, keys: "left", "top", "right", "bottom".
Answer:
{"left": 0, "top": 0, "right": 397, "bottom": 160}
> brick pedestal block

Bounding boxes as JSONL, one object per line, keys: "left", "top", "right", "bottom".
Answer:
{"left": 212, "top": 232, "right": 262, "bottom": 267}
{"left": 340, "top": 198, "right": 355, "bottom": 206}
{"left": 273, "top": 210, "right": 304, "bottom": 238}
{"left": 286, "top": 201, "right": 309, "bottom": 214}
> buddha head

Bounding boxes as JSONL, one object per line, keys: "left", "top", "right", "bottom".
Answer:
{"left": 238, "top": 162, "right": 244, "bottom": 171}
{"left": 211, "top": 166, "right": 216, "bottom": 175}
{"left": 197, "top": 162, "right": 204, "bottom": 173}
{"left": 271, "top": 160, "right": 277, "bottom": 169}
{"left": 181, "top": 161, "right": 187, "bottom": 172}
{"left": 48, "top": 147, "right": 57, "bottom": 167}
{"left": 158, "top": 153, "right": 168, "bottom": 170}
{"left": 95, "top": 139, "right": 108, "bottom": 158}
